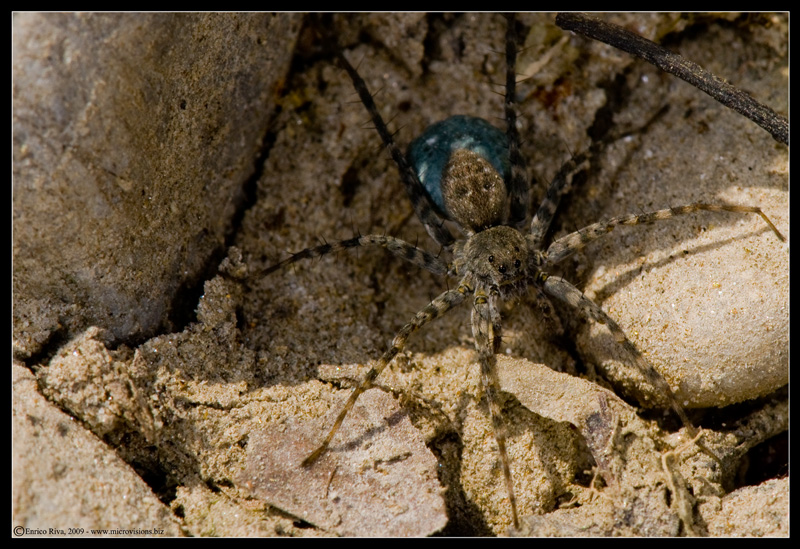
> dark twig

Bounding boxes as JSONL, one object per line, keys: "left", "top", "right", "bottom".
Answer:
{"left": 555, "top": 13, "right": 788, "bottom": 145}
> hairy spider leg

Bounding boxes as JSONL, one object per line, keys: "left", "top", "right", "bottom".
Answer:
{"left": 527, "top": 125, "right": 651, "bottom": 250}
{"left": 263, "top": 234, "right": 450, "bottom": 277}
{"left": 544, "top": 203, "right": 786, "bottom": 266}
{"left": 503, "top": 13, "right": 530, "bottom": 230}
{"left": 528, "top": 148, "right": 594, "bottom": 250}
{"left": 302, "top": 282, "right": 472, "bottom": 467}
{"left": 527, "top": 100, "right": 674, "bottom": 250}
{"left": 472, "top": 283, "right": 520, "bottom": 529}
{"left": 333, "top": 48, "right": 455, "bottom": 249}
{"left": 531, "top": 203, "right": 784, "bottom": 465}
{"left": 540, "top": 275, "right": 722, "bottom": 464}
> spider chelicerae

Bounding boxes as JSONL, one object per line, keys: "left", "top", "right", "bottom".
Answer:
{"left": 259, "top": 13, "right": 786, "bottom": 533}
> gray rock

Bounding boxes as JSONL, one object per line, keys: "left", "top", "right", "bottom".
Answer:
{"left": 13, "top": 13, "right": 301, "bottom": 355}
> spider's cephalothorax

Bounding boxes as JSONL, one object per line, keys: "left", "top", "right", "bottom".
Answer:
{"left": 265, "top": 14, "right": 786, "bottom": 531}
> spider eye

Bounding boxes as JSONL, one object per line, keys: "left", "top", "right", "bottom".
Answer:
{"left": 498, "top": 264, "right": 507, "bottom": 273}
{"left": 514, "top": 259, "right": 521, "bottom": 268}
{"left": 488, "top": 255, "right": 494, "bottom": 263}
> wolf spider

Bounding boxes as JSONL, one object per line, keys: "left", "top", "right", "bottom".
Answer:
{"left": 262, "top": 13, "right": 785, "bottom": 531}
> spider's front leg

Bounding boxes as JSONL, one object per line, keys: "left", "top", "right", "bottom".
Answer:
{"left": 302, "top": 281, "right": 471, "bottom": 467}
{"left": 502, "top": 13, "right": 529, "bottom": 230}
{"left": 545, "top": 203, "right": 785, "bottom": 266}
{"left": 541, "top": 275, "right": 691, "bottom": 420}
{"left": 471, "top": 284, "right": 519, "bottom": 530}
{"left": 537, "top": 202, "right": 784, "bottom": 454}
{"left": 540, "top": 274, "right": 721, "bottom": 466}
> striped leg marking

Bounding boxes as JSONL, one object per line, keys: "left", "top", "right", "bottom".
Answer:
{"left": 472, "top": 286, "right": 520, "bottom": 529}
{"left": 302, "top": 282, "right": 471, "bottom": 467}
{"left": 545, "top": 203, "right": 785, "bottom": 266}
{"left": 264, "top": 234, "right": 449, "bottom": 277}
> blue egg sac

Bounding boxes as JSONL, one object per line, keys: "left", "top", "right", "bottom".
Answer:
{"left": 407, "top": 115, "right": 510, "bottom": 217}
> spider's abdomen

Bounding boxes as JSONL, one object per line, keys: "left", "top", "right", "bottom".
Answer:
{"left": 408, "top": 115, "right": 510, "bottom": 232}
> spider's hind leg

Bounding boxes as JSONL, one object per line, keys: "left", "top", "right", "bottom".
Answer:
{"left": 324, "top": 22, "right": 455, "bottom": 249}
{"left": 503, "top": 13, "right": 530, "bottom": 230}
